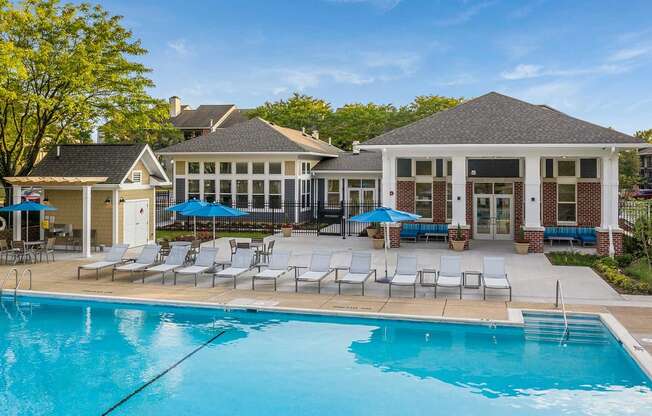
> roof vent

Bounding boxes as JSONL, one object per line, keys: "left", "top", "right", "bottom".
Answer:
{"left": 328, "top": 137, "right": 332, "bottom": 145}
{"left": 352, "top": 140, "right": 360, "bottom": 154}
{"left": 56, "top": 145, "right": 61, "bottom": 158}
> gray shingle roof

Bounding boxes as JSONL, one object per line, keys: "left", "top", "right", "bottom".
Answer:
{"left": 640, "top": 147, "right": 652, "bottom": 155}
{"left": 170, "top": 105, "right": 235, "bottom": 128}
{"left": 364, "top": 92, "right": 641, "bottom": 146}
{"left": 313, "top": 150, "right": 382, "bottom": 172}
{"left": 157, "top": 117, "right": 341, "bottom": 155}
{"left": 29, "top": 144, "right": 146, "bottom": 184}
{"left": 218, "top": 109, "right": 249, "bottom": 128}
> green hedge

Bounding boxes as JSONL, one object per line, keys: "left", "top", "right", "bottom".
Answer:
{"left": 593, "top": 257, "right": 652, "bottom": 295}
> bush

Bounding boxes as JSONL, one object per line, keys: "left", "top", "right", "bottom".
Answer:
{"left": 594, "top": 258, "right": 652, "bottom": 295}
{"left": 615, "top": 254, "right": 633, "bottom": 268}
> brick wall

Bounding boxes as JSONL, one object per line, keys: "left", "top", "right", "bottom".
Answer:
{"left": 465, "top": 182, "right": 473, "bottom": 235}
{"left": 577, "top": 182, "right": 601, "bottom": 227}
{"left": 524, "top": 230, "right": 544, "bottom": 253}
{"left": 448, "top": 226, "right": 470, "bottom": 250}
{"left": 597, "top": 230, "right": 623, "bottom": 256}
{"left": 432, "top": 180, "right": 446, "bottom": 223}
{"left": 514, "top": 181, "right": 524, "bottom": 234}
{"left": 379, "top": 224, "right": 402, "bottom": 248}
{"left": 542, "top": 182, "right": 556, "bottom": 226}
{"left": 396, "top": 180, "right": 415, "bottom": 213}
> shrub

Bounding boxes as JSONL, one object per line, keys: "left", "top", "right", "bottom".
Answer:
{"left": 615, "top": 254, "right": 633, "bottom": 268}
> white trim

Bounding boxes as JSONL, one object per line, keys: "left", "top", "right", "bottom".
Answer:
{"left": 119, "top": 145, "right": 171, "bottom": 185}
{"left": 122, "top": 198, "right": 149, "bottom": 247}
{"left": 156, "top": 151, "right": 339, "bottom": 158}
{"left": 111, "top": 189, "right": 119, "bottom": 245}
{"left": 211, "top": 105, "right": 236, "bottom": 130}
{"left": 81, "top": 186, "right": 92, "bottom": 258}
{"left": 360, "top": 143, "right": 645, "bottom": 150}
{"left": 313, "top": 170, "right": 382, "bottom": 174}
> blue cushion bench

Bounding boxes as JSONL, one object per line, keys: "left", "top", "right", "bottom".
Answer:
{"left": 400, "top": 223, "right": 420, "bottom": 241}
{"left": 418, "top": 223, "right": 448, "bottom": 241}
{"left": 544, "top": 226, "right": 596, "bottom": 247}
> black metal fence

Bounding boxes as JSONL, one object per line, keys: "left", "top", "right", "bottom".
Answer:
{"left": 619, "top": 199, "right": 652, "bottom": 231}
{"left": 156, "top": 190, "right": 380, "bottom": 238}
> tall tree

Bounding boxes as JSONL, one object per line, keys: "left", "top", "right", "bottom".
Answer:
{"left": 248, "top": 93, "right": 331, "bottom": 134}
{"left": 636, "top": 129, "right": 652, "bottom": 143}
{"left": 0, "top": 0, "right": 163, "bottom": 198}
{"left": 325, "top": 103, "right": 397, "bottom": 149}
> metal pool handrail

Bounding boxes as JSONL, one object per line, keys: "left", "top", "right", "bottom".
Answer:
{"left": 556, "top": 280, "right": 569, "bottom": 344}
{"left": 1, "top": 268, "right": 18, "bottom": 295}
{"left": 15, "top": 269, "right": 32, "bottom": 297}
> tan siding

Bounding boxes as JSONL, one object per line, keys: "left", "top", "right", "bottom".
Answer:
{"left": 176, "top": 161, "right": 186, "bottom": 175}
{"left": 284, "top": 161, "right": 296, "bottom": 176}
{"left": 118, "top": 189, "right": 156, "bottom": 243}
{"left": 127, "top": 160, "right": 151, "bottom": 184}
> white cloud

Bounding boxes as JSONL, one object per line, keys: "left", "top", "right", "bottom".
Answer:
{"left": 435, "top": 1, "right": 496, "bottom": 27}
{"left": 501, "top": 63, "right": 631, "bottom": 80}
{"left": 280, "top": 68, "right": 374, "bottom": 91}
{"left": 272, "top": 87, "right": 289, "bottom": 95}
{"left": 167, "top": 39, "right": 190, "bottom": 56}
{"left": 362, "top": 51, "right": 421, "bottom": 76}
{"left": 326, "top": 0, "right": 402, "bottom": 12}
{"left": 503, "top": 81, "right": 582, "bottom": 110}
{"left": 436, "top": 73, "right": 477, "bottom": 86}
{"left": 501, "top": 64, "right": 543, "bottom": 80}
{"left": 608, "top": 47, "right": 650, "bottom": 62}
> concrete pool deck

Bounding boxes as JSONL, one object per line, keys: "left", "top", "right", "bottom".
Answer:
{"left": 2, "top": 234, "right": 652, "bottom": 355}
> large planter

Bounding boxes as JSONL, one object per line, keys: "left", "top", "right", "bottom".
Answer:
{"left": 514, "top": 242, "right": 529, "bottom": 255}
{"left": 281, "top": 226, "right": 292, "bottom": 238}
{"left": 366, "top": 227, "right": 379, "bottom": 239}
{"left": 372, "top": 238, "right": 385, "bottom": 249}
{"left": 451, "top": 240, "right": 466, "bottom": 252}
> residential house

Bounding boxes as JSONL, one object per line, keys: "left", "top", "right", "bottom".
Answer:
{"left": 168, "top": 96, "right": 248, "bottom": 140}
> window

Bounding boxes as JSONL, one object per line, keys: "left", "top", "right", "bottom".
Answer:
{"left": 188, "top": 162, "right": 200, "bottom": 174}
{"left": 361, "top": 179, "right": 375, "bottom": 188}
{"left": 203, "top": 180, "right": 216, "bottom": 202}
{"left": 301, "top": 162, "right": 311, "bottom": 175}
{"left": 557, "top": 160, "right": 576, "bottom": 177}
{"left": 397, "top": 158, "right": 412, "bottom": 177}
{"left": 446, "top": 182, "right": 452, "bottom": 223}
{"left": 301, "top": 179, "right": 311, "bottom": 208}
{"left": 415, "top": 160, "right": 432, "bottom": 176}
{"left": 236, "top": 180, "right": 248, "bottom": 208}
{"left": 446, "top": 160, "right": 452, "bottom": 176}
{"left": 219, "top": 162, "right": 232, "bottom": 174}
{"left": 558, "top": 183, "right": 576, "bottom": 223}
{"left": 415, "top": 182, "right": 432, "bottom": 219}
{"left": 494, "top": 183, "right": 513, "bottom": 194}
{"left": 269, "top": 180, "right": 282, "bottom": 208}
{"left": 220, "top": 180, "right": 232, "bottom": 206}
{"left": 252, "top": 180, "right": 265, "bottom": 208}
{"left": 435, "top": 159, "right": 444, "bottom": 177}
{"left": 269, "top": 162, "right": 282, "bottom": 175}
{"left": 474, "top": 182, "right": 493, "bottom": 194}
{"left": 252, "top": 162, "right": 265, "bottom": 174}
{"left": 204, "top": 162, "right": 215, "bottom": 174}
{"left": 545, "top": 159, "right": 554, "bottom": 178}
{"left": 580, "top": 159, "right": 598, "bottom": 178}
{"left": 236, "top": 162, "right": 248, "bottom": 174}
{"left": 188, "top": 179, "right": 200, "bottom": 200}
{"left": 327, "top": 179, "right": 340, "bottom": 206}
{"left": 131, "top": 170, "right": 142, "bottom": 184}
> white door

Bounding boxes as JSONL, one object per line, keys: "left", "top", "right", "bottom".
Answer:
{"left": 473, "top": 194, "right": 513, "bottom": 240}
{"left": 124, "top": 200, "right": 149, "bottom": 246}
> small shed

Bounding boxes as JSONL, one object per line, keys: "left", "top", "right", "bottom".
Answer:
{"left": 5, "top": 144, "right": 170, "bottom": 257}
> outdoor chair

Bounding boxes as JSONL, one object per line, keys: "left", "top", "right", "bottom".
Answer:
{"left": 8, "top": 241, "right": 35, "bottom": 265}
{"left": 112, "top": 244, "right": 160, "bottom": 281}
{"left": 389, "top": 254, "right": 419, "bottom": 298}
{"left": 0, "top": 239, "right": 18, "bottom": 265}
{"left": 335, "top": 252, "right": 376, "bottom": 296}
{"left": 294, "top": 252, "right": 334, "bottom": 293}
{"left": 158, "top": 239, "right": 171, "bottom": 259}
{"left": 189, "top": 239, "right": 201, "bottom": 261}
{"left": 229, "top": 239, "right": 237, "bottom": 260}
{"left": 435, "top": 256, "right": 463, "bottom": 299}
{"left": 252, "top": 251, "right": 292, "bottom": 291}
{"left": 145, "top": 245, "right": 190, "bottom": 285}
{"left": 39, "top": 237, "right": 57, "bottom": 263}
{"left": 257, "top": 239, "right": 275, "bottom": 263}
{"left": 481, "top": 257, "right": 511, "bottom": 301}
{"left": 174, "top": 247, "right": 219, "bottom": 286}
{"left": 66, "top": 229, "right": 81, "bottom": 251}
{"left": 78, "top": 244, "right": 130, "bottom": 280}
{"left": 213, "top": 249, "right": 255, "bottom": 288}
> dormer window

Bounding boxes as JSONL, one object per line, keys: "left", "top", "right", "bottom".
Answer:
{"left": 131, "top": 170, "right": 142, "bottom": 184}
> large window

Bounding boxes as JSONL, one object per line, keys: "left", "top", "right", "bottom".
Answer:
{"left": 415, "top": 182, "right": 432, "bottom": 219}
{"left": 219, "top": 162, "right": 231, "bottom": 174}
{"left": 252, "top": 180, "right": 265, "bottom": 208}
{"left": 557, "top": 183, "right": 576, "bottom": 223}
{"left": 187, "top": 179, "right": 200, "bottom": 200}
{"left": 236, "top": 162, "right": 248, "bottom": 174}
{"left": 446, "top": 182, "right": 452, "bottom": 223}
{"left": 204, "top": 162, "right": 215, "bottom": 174}
{"left": 557, "top": 160, "right": 576, "bottom": 177}
{"left": 301, "top": 179, "right": 311, "bottom": 208}
{"left": 188, "top": 162, "right": 200, "bottom": 174}
{"left": 220, "top": 180, "right": 232, "bottom": 206}
{"left": 327, "top": 179, "right": 340, "bottom": 206}
{"left": 269, "top": 162, "right": 282, "bottom": 175}
{"left": 252, "top": 162, "right": 265, "bottom": 174}
{"left": 236, "top": 180, "right": 248, "bottom": 208}
{"left": 204, "top": 180, "right": 216, "bottom": 203}
{"left": 415, "top": 160, "right": 432, "bottom": 176}
{"left": 269, "top": 180, "right": 282, "bottom": 208}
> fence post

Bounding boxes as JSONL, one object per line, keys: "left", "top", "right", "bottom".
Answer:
{"left": 341, "top": 200, "right": 346, "bottom": 239}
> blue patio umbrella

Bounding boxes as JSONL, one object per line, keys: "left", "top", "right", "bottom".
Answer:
{"left": 350, "top": 207, "right": 421, "bottom": 280}
{"left": 165, "top": 198, "right": 208, "bottom": 237}
{"left": 0, "top": 201, "right": 57, "bottom": 242}
{"left": 182, "top": 202, "right": 248, "bottom": 246}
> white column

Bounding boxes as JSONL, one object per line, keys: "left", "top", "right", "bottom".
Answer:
{"left": 82, "top": 186, "right": 92, "bottom": 258}
{"left": 12, "top": 185, "right": 21, "bottom": 241}
{"left": 524, "top": 156, "right": 542, "bottom": 228}
{"left": 111, "top": 189, "right": 119, "bottom": 246}
{"left": 381, "top": 149, "right": 396, "bottom": 208}
{"left": 451, "top": 156, "right": 467, "bottom": 226}
{"left": 609, "top": 155, "right": 619, "bottom": 228}
{"left": 601, "top": 155, "right": 613, "bottom": 229}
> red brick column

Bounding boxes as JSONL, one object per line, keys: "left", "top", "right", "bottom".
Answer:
{"left": 597, "top": 228, "right": 623, "bottom": 256}
{"left": 448, "top": 226, "right": 470, "bottom": 250}
{"left": 465, "top": 181, "right": 473, "bottom": 236}
{"left": 577, "top": 182, "right": 601, "bottom": 227}
{"left": 387, "top": 224, "right": 402, "bottom": 248}
{"left": 542, "top": 182, "right": 557, "bottom": 226}
{"left": 514, "top": 182, "right": 524, "bottom": 235}
{"left": 523, "top": 228, "right": 544, "bottom": 253}
{"left": 432, "top": 180, "right": 446, "bottom": 223}
{"left": 396, "top": 180, "right": 415, "bottom": 213}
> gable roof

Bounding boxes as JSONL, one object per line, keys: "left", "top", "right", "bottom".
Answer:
{"left": 313, "top": 150, "right": 382, "bottom": 172}
{"left": 28, "top": 144, "right": 167, "bottom": 185}
{"left": 363, "top": 92, "right": 641, "bottom": 147}
{"left": 157, "top": 117, "right": 341, "bottom": 156}
{"left": 170, "top": 105, "right": 235, "bottom": 129}
{"left": 218, "top": 109, "right": 249, "bottom": 128}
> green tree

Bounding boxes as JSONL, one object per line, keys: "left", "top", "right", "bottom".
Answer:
{"left": 636, "top": 129, "right": 652, "bottom": 143}
{"left": 325, "top": 103, "right": 397, "bottom": 149}
{"left": 620, "top": 149, "right": 641, "bottom": 191}
{"left": 0, "top": 0, "right": 164, "bottom": 197}
{"left": 248, "top": 93, "right": 332, "bottom": 134}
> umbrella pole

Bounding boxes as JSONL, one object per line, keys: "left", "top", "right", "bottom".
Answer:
{"left": 213, "top": 217, "right": 216, "bottom": 248}
{"left": 384, "top": 222, "right": 389, "bottom": 278}
{"left": 194, "top": 216, "right": 197, "bottom": 237}
{"left": 25, "top": 211, "right": 29, "bottom": 242}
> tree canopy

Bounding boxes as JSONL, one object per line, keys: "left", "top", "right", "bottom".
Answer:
{"left": 0, "top": 0, "right": 172, "bottom": 194}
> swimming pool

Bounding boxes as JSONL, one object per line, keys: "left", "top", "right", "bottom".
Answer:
{"left": 1, "top": 295, "right": 650, "bottom": 415}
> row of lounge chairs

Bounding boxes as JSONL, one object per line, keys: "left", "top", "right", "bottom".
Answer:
{"left": 77, "top": 244, "right": 511, "bottom": 299}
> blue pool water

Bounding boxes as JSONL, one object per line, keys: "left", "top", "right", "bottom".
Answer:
{"left": 1, "top": 296, "right": 651, "bottom": 416}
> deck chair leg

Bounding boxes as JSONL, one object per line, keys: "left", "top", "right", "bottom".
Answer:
{"left": 509, "top": 287, "right": 512, "bottom": 302}
{"left": 459, "top": 285, "right": 462, "bottom": 300}
{"left": 361, "top": 282, "right": 364, "bottom": 296}
{"left": 162, "top": 272, "right": 165, "bottom": 285}
{"left": 77, "top": 268, "right": 81, "bottom": 280}
{"left": 194, "top": 274, "right": 197, "bottom": 287}
{"left": 338, "top": 282, "right": 341, "bottom": 295}
{"left": 174, "top": 273, "right": 177, "bottom": 286}
{"left": 434, "top": 284, "right": 437, "bottom": 298}
{"left": 96, "top": 269, "right": 100, "bottom": 280}
{"left": 252, "top": 277, "right": 255, "bottom": 290}
{"left": 295, "top": 279, "right": 298, "bottom": 292}
{"left": 483, "top": 286, "right": 486, "bottom": 300}
{"left": 389, "top": 283, "right": 392, "bottom": 297}
{"left": 233, "top": 276, "right": 237, "bottom": 289}
{"left": 274, "top": 279, "right": 277, "bottom": 291}
{"left": 413, "top": 284, "right": 416, "bottom": 298}
{"left": 212, "top": 275, "right": 216, "bottom": 288}
{"left": 318, "top": 281, "right": 321, "bottom": 294}
{"left": 112, "top": 269, "right": 115, "bottom": 281}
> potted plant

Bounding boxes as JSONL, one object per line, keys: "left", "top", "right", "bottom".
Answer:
{"left": 372, "top": 232, "right": 385, "bottom": 249}
{"left": 281, "top": 223, "right": 293, "bottom": 237}
{"left": 514, "top": 227, "right": 529, "bottom": 255}
{"left": 450, "top": 224, "right": 466, "bottom": 252}
{"left": 366, "top": 223, "right": 379, "bottom": 238}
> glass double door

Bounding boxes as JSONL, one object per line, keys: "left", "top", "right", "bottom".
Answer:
{"left": 348, "top": 188, "right": 375, "bottom": 217}
{"left": 474, "top": 194, "right": 513, "bottom": 240}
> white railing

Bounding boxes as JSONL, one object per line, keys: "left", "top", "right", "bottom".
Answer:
{"left": 555, "top": 280, "right": 569, "bottom": 344}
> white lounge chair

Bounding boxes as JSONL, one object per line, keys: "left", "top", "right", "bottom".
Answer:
{"left": 213, "top": 249, "right": 255, "bottom": 288}
{"left": 112, "top": 245, "right": 160, "bottom": 282}
{"left": 252, "top": 251, "right": 292, "bottom": 291}
{"left": 77, "top": 244, "right": 129, "bottom": 280}
{"left": 145, "top": 245, "right": 190, "bottom": 285}
{"left": 435, "top": 256, "right": 463, "bottom": 299}
{"left": 295, "top": 252, "right": 333, "bottom": 293}
{"left": 335, "top": 252, "right": 376, "bottom": 296}
{"left": 482, "top": 257, "right": 511, "bottom": 301}
{"left": 389, "top": 254, "right": 419, "bottom": 298}
{"left": 174, "top": 247, "right": 219, "bottom": 286}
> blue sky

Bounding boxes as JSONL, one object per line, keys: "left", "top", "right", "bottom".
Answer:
{"left": 99, "top": 0, "right": 651, "bottom": 134}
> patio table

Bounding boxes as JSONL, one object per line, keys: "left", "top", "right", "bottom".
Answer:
{"left": 463, "top": 270, "right": 482, "bottom": 289}
{"left": 548, "top": 236, "right": 575, "bottom": 250}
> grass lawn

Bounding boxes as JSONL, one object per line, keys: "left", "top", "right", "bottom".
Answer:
{"left": 546, "top": 252, "right": 599, "bottom": 267}
{"left": 624, "top": 259, "right": 652, "bottom": 285}
{"left": 156, "top": 229, "right": 271, "bottom": 241}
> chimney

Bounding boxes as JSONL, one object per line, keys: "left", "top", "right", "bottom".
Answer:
{"left": 169, "top": 96, "right": 181, "bottom": 117}
{"left": 312, "top": 130, "right": 319, "bottom": 140}
{"left": 328, "top": 137, "right": 332, "bottom": 145}
{"left": 352, "top": 140, "right": 360, "bottom": 154}
{"left": 301, "top": 127, "right": 306, "bottom": 134}
{"left": 209, "top": 118, "right": 214, "bottom": 127}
